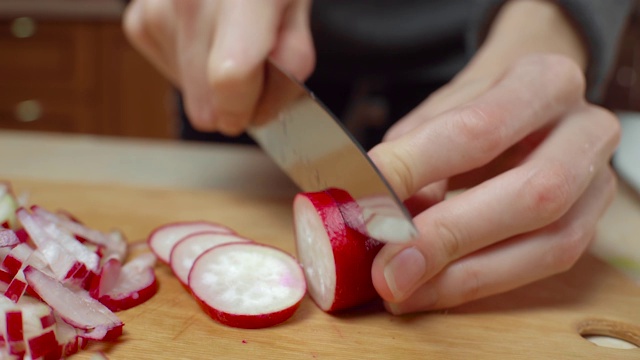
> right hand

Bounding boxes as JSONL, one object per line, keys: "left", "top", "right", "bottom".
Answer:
{"left": 123, "top": 0, "right": 316, "bottom": 135}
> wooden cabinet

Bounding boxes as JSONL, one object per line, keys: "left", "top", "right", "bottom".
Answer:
{"left": 0, "top": 16, "right": 177, "bottom": 139}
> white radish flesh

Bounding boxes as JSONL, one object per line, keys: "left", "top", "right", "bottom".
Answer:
{"left": 170, "top": 232, "right": 252, "bottom": 287}
{"left": 294, "top": 189, "right": 383, "bottom": 313}
{"left": 23, "top": 266, "right": 123, "bottom": 340}
{"left": 0, "top": 230, "right": 19, "bottom": 248}
{"left": 189, "top": 243, "right": 306, "bottom": 329}
{"left": 148, "top": 221, "right": 234, "bottom": 264}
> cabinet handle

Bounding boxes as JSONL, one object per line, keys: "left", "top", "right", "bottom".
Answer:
{"left": 15, "top": 100, "right": 43, "bottom": 123}
{"left": 11, "top": 17, "right": 37, "bottom": 39}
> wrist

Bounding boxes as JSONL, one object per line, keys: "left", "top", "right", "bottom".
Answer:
{"left": 456, "top": 0, "right": 588, "bottom": 85}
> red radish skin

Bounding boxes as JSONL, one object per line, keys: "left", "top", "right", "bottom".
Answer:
{"left": 147, "top": 221, "right": 234, "bottom": 264}
{"left": 98, "top": 253, "right": 158, "bottom": 312}
{"left": 169, "top": 232, "right": 252, "bottom": 287}
{"left": 189, "top": 242, "right": 306, "bottom": 329}
{"left": 89, "top": 257, "right": 122, "bottom": 299}
{"left": 294, "top": 190, "right": 383, "bottom": 313}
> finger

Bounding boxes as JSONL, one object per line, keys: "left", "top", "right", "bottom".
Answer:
{"left": 385, "top": 167, "right": 616, "bottom": 314}
{"left": 122, "top": 0, "right": 179, "bottom": 84}
{"left": 372, "top": 103, "right": 621, "bottom": 302}
{"left": 268, "top": 0, "right": 316, "bottom": 82}
{"left": 208, "top": 0, "right": 289, "bottom": 135}
{"left": 175, "top": 0, "right": 219, "bottom": 132}
{"left": 369, "top": 54, "right": 586, "bottom": 201}
{"left": 384, "top": 76, "right": 495, "bottom": 141}
{"left": 403, "top": 181, "right": 448, "bottom": 217}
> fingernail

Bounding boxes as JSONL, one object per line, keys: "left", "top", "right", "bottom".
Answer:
{"left": 384, "top": 247, "right": 426, "bottom": 300}
{"left": 384, "top": 301, "right": 402, "bottom": 315}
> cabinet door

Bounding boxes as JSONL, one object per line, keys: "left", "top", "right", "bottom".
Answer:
{"left": 0, "top": 19, "right": 100, "bottom": 133}
{"left": 97, "top": 22, "right": 177, "bottom": 139}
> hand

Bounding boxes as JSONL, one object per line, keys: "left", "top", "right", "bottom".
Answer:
{"left": 368, "top": 52, "right": 620, "bottom": 314}
{"left": 123, "top": 0, "right": 315, "bottom": 135}
{"left": 368, "top": 0, "right": 622, "bottom": 314}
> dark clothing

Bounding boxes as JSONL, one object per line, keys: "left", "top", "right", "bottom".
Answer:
{"left": 180, "top": 0, "right": 635, "bottom": 148}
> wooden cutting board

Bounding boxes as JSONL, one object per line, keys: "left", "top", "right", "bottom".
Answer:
{"left": 7, "top": 178, "right": 640, "bottom": 359}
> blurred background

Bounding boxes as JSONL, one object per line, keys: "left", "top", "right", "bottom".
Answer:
{"left": 0, "top": 0, "right": 177, "bottom": 139}
{"left": 0, "top": 0, "right": 638, "bottom": 140}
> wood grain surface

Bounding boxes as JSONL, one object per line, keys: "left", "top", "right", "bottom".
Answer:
{"left": 8, "top": 178, "right": 640, "bottom": 359}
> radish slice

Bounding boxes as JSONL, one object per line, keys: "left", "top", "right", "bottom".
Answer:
{"left": 293, "top": 190, "right": 383, "bottom": 312}
{"left": 189, "top": 243, "right": 306, "bottom": 329}
{"left": 170, "top": 232, "right": 252, "bottom": 287}
{"left": 23, "top": 266, "right": 123, "bottom": 340}
{"left": 98, "top": 253, "right": 158, "bottom": 312}
{"left": 147, "top": 221, "right": 234, "bottom": 264}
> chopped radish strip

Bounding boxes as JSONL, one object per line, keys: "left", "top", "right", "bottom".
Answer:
{"left": 27, "top": 329, "right": 57, "bottom": 359}
{"left": 294, "top": 189, "right": 383, "bottom": 312}
{"left": 4, "top": 279, "right": 27, "bottom": 303}
{"left": 89, "top": 257, "right": 122, "bottom": 299}
{"left": 148, "top": 221, "right": 234, "bottom": 264}
{"left": 0, "top": 186, "right": 18, "bottom": 230}
{"left": 31, "top": 207, "right": 128, "bottom": 262}
{"left": 5, "top": 311, "right": 22, "bottom": 342}
{"left": 23, "top": 266, "right": 123, "bottom": 340}
{"left": 189, "top": 243, "right": 306, "bottom": 329}
{"left": 98, "top": 253, "right": 158, "bottom": 312}
{"left": 32, "top": 212, "right": 100, "bottom": 272}
{"left": 16, "top": 209, "right": 78, "bottom": 281}
{"left": 170, "top": 232, "right": 252, "bottom": 286}
{"left": 0, "top": 230, "right": 19, "bottom": 248}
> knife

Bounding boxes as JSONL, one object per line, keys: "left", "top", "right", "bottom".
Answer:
{"left": 247, "top": 61, "right": 417, "bottom": 243}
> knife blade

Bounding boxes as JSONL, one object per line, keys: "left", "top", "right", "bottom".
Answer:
{"left": 247, "top": 61, "right": 417, "bottom": 243}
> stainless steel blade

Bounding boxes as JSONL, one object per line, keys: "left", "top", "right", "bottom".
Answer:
{"left": 248, "top": 61, "right": 417, "bottom": 243}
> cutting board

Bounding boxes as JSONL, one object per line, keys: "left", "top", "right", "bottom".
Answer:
{"left": 7, "top": 178, "right": 640, "bottom": 359}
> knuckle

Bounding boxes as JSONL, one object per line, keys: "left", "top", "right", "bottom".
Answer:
{"left": 518, "top": 54, "right": 586, "bottom": 104}
{"left": 207, "top": 62, "right": 247, "bottom": 91}
{"left": 432, "top": 216, "right": 464, "bottom": 261}
{"left": 524, "top": 161, "right": 574, "bottom": 223}
{"left": 369, "top": 143, "right": 416, "bottom": 200}
{"left": 449, "top": 105, "right": 506, "bottom": 161}
{"left": 585, "top": 105, "right": 622, "bottom": 149}
{"left": 457, "top": 264, "right": 482, "bottom": 305}
{"left": 549, "top": 224, "right": 592, "bottom": 273}
{"left": 122, "top": 1, "right": 146, "bottom": 44}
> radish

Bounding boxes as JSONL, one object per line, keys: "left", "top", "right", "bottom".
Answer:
{"left": 0, "top": 183, "right": 162, "bottom": 358}
{"left": 170, "top": 232, "right": 252, "bottom": 287}
{"left": 189, "top": 242, "right": 306, "bottom": 329}
{"left": 0, "top": 230, "right": 19, "bottom": 248}
{"left": 23, "top": 266, "right": 123, "bottom": 341}
{"left": 97, "top": 253, "right": 158, "bottom": 312}
{"left": 148, "top": 221, "right": 234, "bottom": 264}
{"left": 0, "top": 184, "right": 18, "bottom": 230}
{"left": 293, "top": 189, "right": 383, "bottom": 312}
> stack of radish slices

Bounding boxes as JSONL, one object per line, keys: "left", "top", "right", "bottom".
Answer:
{"left": 0, "top": 183, "right": 158, "bottom": 359}
{"left": 149, "top": 187, "right": 385, "bottom": 329}
{"left": 148, "top": 222, "right": 307, "bottom": 329}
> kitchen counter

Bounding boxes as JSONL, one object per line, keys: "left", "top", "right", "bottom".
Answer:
{"left": 0, "top": 129, "right": 638, "bottom": 282}
{"left": 1, "top": 129, "right": 639, "bottom": 356}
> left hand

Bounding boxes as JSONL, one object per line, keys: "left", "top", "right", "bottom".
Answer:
{"left": 368, "top": 52, "right": 620, "bottom": 314}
